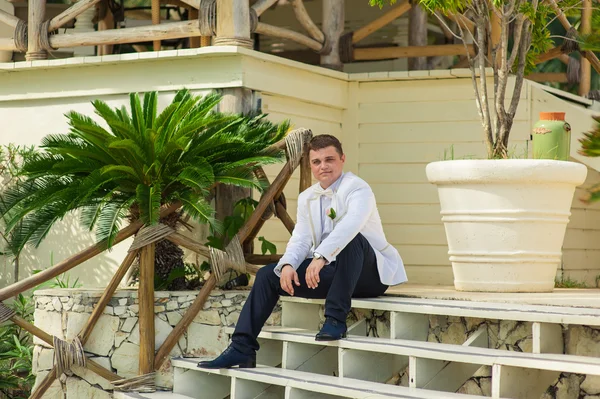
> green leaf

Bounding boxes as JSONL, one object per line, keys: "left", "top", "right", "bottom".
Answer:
{"left": 136, "top": 183, "right": 161, "bottom": 225}
{"left": 258, "top": 236, "right": 277, "bottom": 255}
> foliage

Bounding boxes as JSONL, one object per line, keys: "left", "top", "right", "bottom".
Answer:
{"left": 155, "top": 262, "right": 202, "bottom": 291}
{"left": 367, "top": 0, "right": 599, "bottom": 159}
{"left": 0, "top": 294, "right": 35, "bottom": 399}
{"left": 578, "top": 116, "right": 600, "bottom": 203}
{"left": 555, "top": 276, "right": 587, "bottom": 288}
{"left": 0, "top": 144, "right": 37, "bottom": 284}
{"left": 0, "top": 89, "right": 289, "bottom": 255}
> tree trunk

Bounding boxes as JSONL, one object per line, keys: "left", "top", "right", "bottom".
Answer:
{"left": 408, "top": 4, "right": 428, "bottom": 70}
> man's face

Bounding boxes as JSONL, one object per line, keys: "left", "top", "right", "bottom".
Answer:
{"left": 309, "top": 146, "right": 345, "bottom": 188}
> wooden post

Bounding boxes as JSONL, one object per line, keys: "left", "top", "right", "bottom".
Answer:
{"left": 79, "top": 250, "right": 138, "bottom": 344}
{"left": 320, "top": 0, "right": 344, "bottom": 70}
{"left": 299, "top": 154, "right": 312, "bottom": 192}
{"left": 29, "top": 367, "right": 58, "bottom": 399}
{"left": 26, "top": 0, "right": 47, "bottom": 60}
{"left": 408, "top": 3, "right": 427, "bottom": 70}
{"left": 201, "top": 36, "right": 211, "bottom": 46}
{"left": 189, "top": 8, "right": 200, "bottom": 47}
{"left": 151, "top": 0, "right": 161, "bottom": 50}
{"left": 214, "top": 0, "right": 252, "bottom": 48}
{"left": 97, "top": 0, "right": 114, "bottom": 56}
{"left": 138, "top": 243, "right": 156, "bottom": 375}
{"left": 580, "top": 0, "right": 592, "bottom": 96}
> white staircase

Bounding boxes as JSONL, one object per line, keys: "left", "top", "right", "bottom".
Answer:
{"left": 116, "top": 296, "right": 600, "bottom": 399}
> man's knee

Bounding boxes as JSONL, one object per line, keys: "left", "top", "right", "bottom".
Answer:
{"left": 255, "top": 263, "right": 279, "bottom": 285}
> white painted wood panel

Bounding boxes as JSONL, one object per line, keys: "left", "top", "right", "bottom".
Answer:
{"left": 359, "top": 121, "right": 531, "bottom": 144}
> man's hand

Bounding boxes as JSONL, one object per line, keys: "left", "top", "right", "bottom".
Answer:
{"left": 280, "top": 265, "right": 300, "bottom": 296}
{"left": 306, "top": 258, "right": 326, "bottom": 289}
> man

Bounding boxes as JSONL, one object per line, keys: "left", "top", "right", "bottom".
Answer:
{"left": 198, "top": 134, "right": 407, "bottom": 369}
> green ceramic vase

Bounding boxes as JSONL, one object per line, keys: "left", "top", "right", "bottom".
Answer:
{"left": 532, "top": 112, "right": 571, "bottom": 160}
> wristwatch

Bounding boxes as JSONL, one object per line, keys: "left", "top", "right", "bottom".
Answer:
{"left": 313, "top": 252, "right": 325, "bottom": 261}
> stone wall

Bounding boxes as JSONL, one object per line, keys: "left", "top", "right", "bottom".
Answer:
{"left": 32, "top": 288, "right": 281, "bottom": 399}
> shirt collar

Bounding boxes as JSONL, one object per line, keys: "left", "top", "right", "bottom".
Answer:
{"left": 318, "top": 172, "right": 344, "bottom": 193}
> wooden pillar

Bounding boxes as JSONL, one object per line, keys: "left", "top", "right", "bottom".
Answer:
{"left": 408, "top": 3, "right": 427, "bottom": 70}
{"left": 201, "top": 36, "right": 211, "bottom": 46}
{"left": 151, "top": 0, "right": 161, "bottom": 50}
{"left": 189, "top": 8, "right": 200, "bottom": 47}
{"left": 580, "top": 0, "right": 592, "bottom": 96}
{"left": 214, "top": 0, "right": 252, "bottom": 48}
{"left": 320, "top": 0, "right": 344, "bottom": 71}
{"left": 26, "top": 0, "right": 47, "bottom": 60}
{"left": 97, "top": 0, "right": 114, "bottom": 56}
{"left": 139, "top": 243, "right": 156, "bottom": 375}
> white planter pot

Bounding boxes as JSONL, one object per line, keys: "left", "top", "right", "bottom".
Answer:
{"left": 426, "top": 159, "right": 587, "bottom": 292}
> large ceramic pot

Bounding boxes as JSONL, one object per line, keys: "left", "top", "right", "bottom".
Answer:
{"left": 426, "top": 159, "right": 587, "bottom": 292}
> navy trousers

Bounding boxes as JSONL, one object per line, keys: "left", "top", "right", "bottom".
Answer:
{"left": 231, "top": 233, "right": 388, "bottom": 354}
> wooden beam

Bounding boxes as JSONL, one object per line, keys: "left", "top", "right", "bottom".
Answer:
{"left": 138, "top": 243, "right": 156, "bottom": 375}
{"left": 320, "top": 0, "right": 344, "bottom": 69}
{"left": 299, "top": 154, "right": 311, "bottom": 193}
{"left": 238, "top": 161, "right": 295, "bottom": 243}
{"left": 29, "top": 367, "right": 57, "bottom": 399}
{"left": 535, "top": 47, "right": 563, "bottom": 64}
{"left": 290, "top": 0, "right": 324, "bottom": 43}
{"left": 0, "top": 202, "right": 180, "bottom": 301}
{"left": 166, "top": 232, "right": 261, "bottom": 274}
{"left": 526, "top": 72, "right": 568, "bottom": 83}
{"left": 434, "top": 11, "right": 454, "bottom": 41}
{"left": 352, "top": 0, "right": 411, "bottom": 44}
{"left": 0, "top": 8, "right": 21, "bottom": 28}
{"left": 49, "top": 20, "right": 200, "bottom": 48}
{"left": 154, "top": 274, "right": 216, "bottom": 369}
{"left": 11, "top": 315, "right": 122, "bottom": 381}
{"left": 97, "top": 1, "right": 114, "bottom": 56}
{"left": 275, "top": 202, "right": 295, "bottom": 235}
{"left": 26, "top": 0, "right": 47, "bottom": 60}
{"left": 189, "top": 8, "right": 200, "bottom": 47}
{"left": 48, "top": 0, "right": 101, "bottom": 31}
{"left": 582, "top": 50, "right": 600, "bottom": 75}
{"left": 354, "top": 44, "right": 474, "bottom": 61}
{"left": 252, "top": 0, "right": 278, "bottom": 17}
{"left": 78, "top": 250, "right": 138, "bottom": 345}
{"left": 0, "top": 37, "right": 16, "bottom": 51}
{"left": 255, "top": 22, "right": 322, "bottom": 52}
{"left": 151, "top": 0, "right": 161, "bottom": 50}
{"left": 580, "top": 0, "right": 592, "bottom": 95}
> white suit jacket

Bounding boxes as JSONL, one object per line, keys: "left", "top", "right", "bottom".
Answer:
{"left": 274, "top": 172, "right": 407, "bottom": 286}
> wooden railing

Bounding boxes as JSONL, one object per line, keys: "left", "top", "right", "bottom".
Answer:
{"left": 0, "top": 127, "right": 313, "bottom": 398}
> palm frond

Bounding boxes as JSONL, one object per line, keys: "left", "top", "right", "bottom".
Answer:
{"left": 136, "top": 183, "right": 161, "bottom": 225}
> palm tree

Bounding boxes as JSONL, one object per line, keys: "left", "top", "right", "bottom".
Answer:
{"left": 0, "top": 89, "right": 289, "bottom": 289}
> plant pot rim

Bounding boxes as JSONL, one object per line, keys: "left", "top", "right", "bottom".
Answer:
{"left": 426, "top": 159, "right": 587, "bottom": 185}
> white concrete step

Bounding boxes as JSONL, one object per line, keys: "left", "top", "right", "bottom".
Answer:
{"left": 114, "top": 392, "right": 194, "bottom": 399}
{"left": 227, "top": 326, "right": 600, "bottom": 376}
{"left": 171, "top": 357, "right": 496, "bottom": 399}
{"left": 280, "top": 296, "right": 600, "bottom": 326}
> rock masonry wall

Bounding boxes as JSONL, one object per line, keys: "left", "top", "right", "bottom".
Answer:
{"left": 31, "top": 288, "right": 281, "bottom": 399}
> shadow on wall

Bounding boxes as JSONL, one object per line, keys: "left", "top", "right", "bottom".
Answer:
{"left": 0, "top": 209, "right": 127, "bottom": 290}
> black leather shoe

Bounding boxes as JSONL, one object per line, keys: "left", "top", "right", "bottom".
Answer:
{"left": 315, "top": 317, "right": 347, "bottom": 341}
{"left": 197, "top": 345, "right": 256, "bottom": 369}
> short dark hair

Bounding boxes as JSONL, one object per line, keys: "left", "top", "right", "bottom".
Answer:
{"left": 308, "top": 134, "right": 344, "bottom": 157}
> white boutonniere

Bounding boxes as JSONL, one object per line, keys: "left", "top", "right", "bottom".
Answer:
{"left": 326, "top": 207, "right": 336, "bottom": 220}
